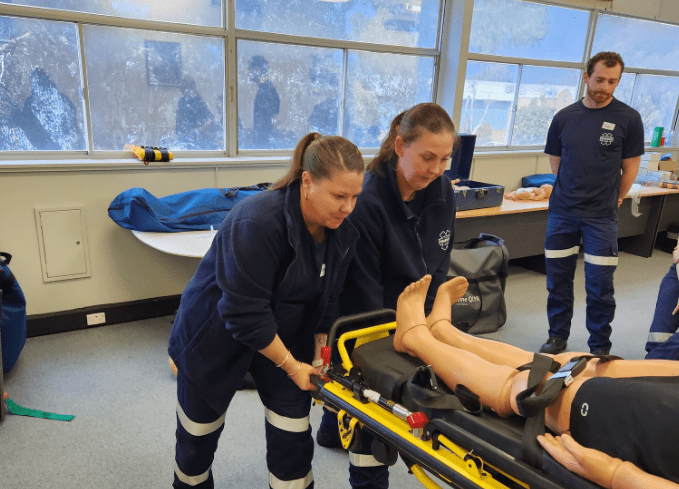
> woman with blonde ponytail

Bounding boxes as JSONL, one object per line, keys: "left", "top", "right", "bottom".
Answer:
{"left": 316, "top": 103, "right": 460, "bottom": 489}
{"left": 169, "top": 133, "right": 364, "bottom": 489}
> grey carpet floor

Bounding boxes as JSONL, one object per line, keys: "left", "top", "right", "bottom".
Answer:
{"left": 1, "top": 248, "right": 674, "bottom": 488}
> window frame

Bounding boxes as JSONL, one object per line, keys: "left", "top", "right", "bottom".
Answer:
{"left": 0, "top": 0, "right": 445, "bottom": 164}
{"left": 457, "top": 2, "right": 679, "bottom": 153}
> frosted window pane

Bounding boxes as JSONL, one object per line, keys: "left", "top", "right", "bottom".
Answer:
{"left": 631, "top": 75, "right": 679, "bottom": 142}
{"left": 0, "top": 16, "right": 86, "bottom": 151}
{"left": 469, "top": 0, "right": 589, "bottom": 63}
{"left": 236, "top": 0, "right": 439, "bottom": 48}
{"left": 615, "top": 73, "right": 635, "bottom": 106}
{"left": 593, "top": 15, "right": 679, "bottom": 72}
{"left": 1, "top": 0, "right": 223, "bottom": 27}
{"left": 461, "top": 61, "right": 519, "bottom": 147}
{"left": 84, "top": 26, "right": 224, "bottom": 151}
{"left": 345, "top": 51, "right": 434, "bottom": 147}
{"left": 511, "top": 66, "right": 580, "bottom": 146}
{"left": 237, "top": 41, "right": 343, "bottom": 150}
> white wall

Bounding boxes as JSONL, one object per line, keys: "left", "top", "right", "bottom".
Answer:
{"left": 0, "top": 162, "right": 289, "bottom": 315}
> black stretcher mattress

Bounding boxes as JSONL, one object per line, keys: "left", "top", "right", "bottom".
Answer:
{"left": 351, "top": 335, "right": 602, "bottom": 489}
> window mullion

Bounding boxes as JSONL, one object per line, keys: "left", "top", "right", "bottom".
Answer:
{"left": 77, "top": 22, "right": 95, "bottom": 155}
{"left": 583, "top": 9, "right": 599, "bottom": 65}
{"left": 669, "top": 96, "right": 679, "bottom": 144}
{"left": 467, "top": 53, "right": 582, "bottom": 71}
{"left": 234, "top": 28, "right": 438, "bottom": 57}
{"left": 629, "top": 73, "right": 640, "bottom": 110}
{"left": 506, "top": 64, "right": 523, "bottom": 148}
{"left": 340, "top": 49, "right": 349, "bottom": 138}
{"left": 577, "top": 9, "right": 596, "bottom": 100}
{"left": 226, "top": 0, "right": 237, "bottom": 156}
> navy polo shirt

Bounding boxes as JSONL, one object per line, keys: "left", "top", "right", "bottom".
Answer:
{"left": 545, "top": 98, "right": 644, "bottom": 218}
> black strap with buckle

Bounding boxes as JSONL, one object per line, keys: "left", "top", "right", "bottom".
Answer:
{"left": 517, "top": 353, "right": 620, "bottom": 469}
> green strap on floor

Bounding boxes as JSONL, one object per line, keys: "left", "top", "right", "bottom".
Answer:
{"left": 5, "top": 398, "right": 75, "bottom": 422}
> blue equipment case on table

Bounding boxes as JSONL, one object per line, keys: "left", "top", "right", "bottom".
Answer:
{"left": 444, "top": 134, "right": 504, "bottom": 211}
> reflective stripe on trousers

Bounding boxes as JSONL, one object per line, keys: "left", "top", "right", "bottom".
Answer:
{"left": 545, "top": 213, "right": 618, "bottom": 351}
{"left": 174, "top": 357, "right": 315, "bottom": 489}
{"left": 264, "top": 407, "right": 314, "bottom": 488}
{"left": 646, "top": 263, "right": 679, "bottom": 359}
{"left": 349, "top": 430, "right": 388, "bottom": 489}
{"left": 250, "top": 353, "right": 314, "bottom": 489}
{"left": 174, "top": 374, "right": 227, "bottom": 488}
{"left": 350, "top": 452, "right": 383, "bottom": 467}
{"left": 270, "top": 469, "right": 314, "bottom": 489}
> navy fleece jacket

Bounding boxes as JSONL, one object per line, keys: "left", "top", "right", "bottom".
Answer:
{"left": 340, "top": 159, "right": 456, "bottom": 315}
{"left": 169, "top": 181, "right": 358, "bottom": 412}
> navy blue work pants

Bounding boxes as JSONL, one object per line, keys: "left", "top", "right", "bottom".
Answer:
{"left": 173, "top": 354, "right": 314, "bottom": 489}
{"left": 544, "top": 213, "right": 618, "bottom": 352}
{"left": 349, "top": 429, "right": 389, "bottom": 489}
{"left": 646, "top": 263, "right": 679, "bottom": 359}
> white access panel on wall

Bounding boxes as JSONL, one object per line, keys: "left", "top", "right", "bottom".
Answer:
{"left": 35, "top": 206, "right": 92, "bottom": 282}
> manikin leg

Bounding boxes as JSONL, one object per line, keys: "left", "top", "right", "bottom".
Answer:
{"left": 426, "top": 276, "right": 536, "bottom": 369}
{"left": 393, "top": 275, "right": 521, "bottom": 417}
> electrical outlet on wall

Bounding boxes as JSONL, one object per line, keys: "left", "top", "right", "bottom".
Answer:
{"left": 86, "top": 312, "right": 106, "bottom": 326}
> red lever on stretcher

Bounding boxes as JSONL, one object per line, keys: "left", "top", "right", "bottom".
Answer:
{"left": 407, "top": 412, "right": 428, "bottom": 430}
{"left": 320, "top": 346, "right": 332, "bottom": 377}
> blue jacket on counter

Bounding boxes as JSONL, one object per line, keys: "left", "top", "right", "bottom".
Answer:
{"left": 340, "top": 157, "right": 456, "bottom": 315}
{"left": 169, "top": 181, "right": 359, "bottom": 413}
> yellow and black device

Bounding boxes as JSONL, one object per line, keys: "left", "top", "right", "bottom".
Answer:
{"left": 311, "top": 310, "right": 595, "bottom": 489}
{"left": 131, "top": 145, "right": 173, "bottom": 164}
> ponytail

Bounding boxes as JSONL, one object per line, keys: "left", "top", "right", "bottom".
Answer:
{"left": 367, "top": 112, "right": 406, "bottom": 176}
{"left": 272, "top": 133, "right": 364, "bottom": 189}
{"left": 272, "top": 132, "right": 323, "bottom": 189}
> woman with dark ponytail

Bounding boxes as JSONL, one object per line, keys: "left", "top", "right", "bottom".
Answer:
{"left": 169, "top": 133, "right": 364, "bottom": 489}
{"left": 316, "top": 103, "right": 459, "bottom": 489}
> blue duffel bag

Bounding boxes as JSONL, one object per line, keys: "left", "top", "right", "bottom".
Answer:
{"left": 521, "top": 173, "right": 556, "bottom": 188}
{"left": 1, "top": 252, "right": 27, "bottom": 374}
{"left": 108, "top": 184, "right": 269, "bottom": 232}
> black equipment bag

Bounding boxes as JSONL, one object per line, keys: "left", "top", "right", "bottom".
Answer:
{"left": 0, "top": 252, "right": 27, "bottom": 373}
{"left": 448, "top": 233, "right": 509, "bottom": 334}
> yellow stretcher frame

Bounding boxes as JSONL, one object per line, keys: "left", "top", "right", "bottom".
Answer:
{"left": 313, "top": 315, "right": 531, "bottom": 489}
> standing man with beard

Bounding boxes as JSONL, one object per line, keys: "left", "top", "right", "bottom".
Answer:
{"left": 539, "top": 52, "right": 644, "bottom": 357}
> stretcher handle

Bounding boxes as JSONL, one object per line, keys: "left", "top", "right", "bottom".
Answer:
{"left": 326, "top": 309, "right": 396, "bottom": 351}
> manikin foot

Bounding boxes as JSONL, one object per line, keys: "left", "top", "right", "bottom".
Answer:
{"left": 427, "top": 276, "right": 469, "bottom": 330}
{"left": 394, "top": 275, "right": 432, "bottom": 356}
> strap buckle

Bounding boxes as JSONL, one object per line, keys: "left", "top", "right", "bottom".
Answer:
{"left": 548, "top": 356, "right": 589, "bottom": 386}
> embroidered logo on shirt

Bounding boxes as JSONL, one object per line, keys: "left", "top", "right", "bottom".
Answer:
{"left": 438, "top": 230, "right": 451, "bottom": 251}
{"left": 320, "top": 263, "right": 326, "bottom": 277}
{"left": 602, "top": 122, "right": 615, "bottom": 130}
{"left": 600, "top": 133, "right": 614, "bottom": 146}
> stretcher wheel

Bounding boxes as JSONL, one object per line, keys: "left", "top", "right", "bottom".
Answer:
{"left": 371, "top": 439, "right": 398, "bottom": 467}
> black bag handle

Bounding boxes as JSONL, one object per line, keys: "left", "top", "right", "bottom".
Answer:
{"left": 453, "top": 233, "right": 505, "bottom": 254}
{"left": 0, "top": 252, "right": 17, "bottom": 291}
